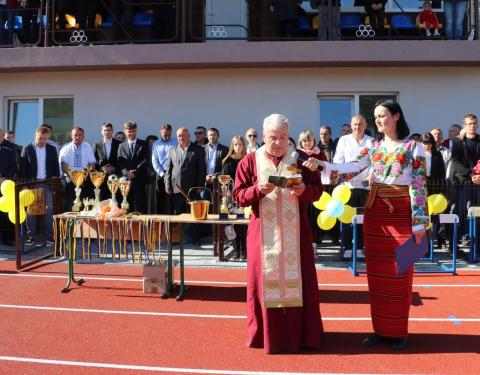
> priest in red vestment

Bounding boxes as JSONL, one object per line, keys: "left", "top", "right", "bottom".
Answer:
{"left": 232, "top": 114, "right": 324, "bottom": 354}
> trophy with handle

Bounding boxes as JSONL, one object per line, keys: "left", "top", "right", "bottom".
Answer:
{"left": 217, "top": 174, "right": 231, "bottom": 219}
{"left": 118, "top": 176, "right": 131, "bottom": 211}
{"left": 89, "top": 170, "right": 106, "bottom": 214}
{"left": 107, "top": 175, "right": 119, "bottom": 207}
{"left": 67, "top": 168, "right": 88, "bottom": 212}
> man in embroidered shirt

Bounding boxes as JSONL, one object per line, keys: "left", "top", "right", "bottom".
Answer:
{"left": 233, "top": 114, "right": 324, "bottom": 354}
{"left": 59, "top": 127, "right": 96, "bottom": 211}
{"left": 152, "top": 123, "right": 178, "bottom": 214}
{"left": 333, "top": 115, "right": 373, "bottom": 254}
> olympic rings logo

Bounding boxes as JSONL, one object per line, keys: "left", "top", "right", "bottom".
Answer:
{"left": 70, "top": 30, "right": 88, "bottom": 44}
{"left": 208, "top": 26, "right": 228, "bottom": 39}
{"left": 355, "top": 25, "right": 375, "bottom": 38}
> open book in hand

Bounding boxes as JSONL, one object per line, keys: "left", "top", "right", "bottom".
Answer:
{"left": 268, "top": 174, "right": 302, "bottom": 188}
{"left": 395, "top": 234, "right": 428, "bottom": 275}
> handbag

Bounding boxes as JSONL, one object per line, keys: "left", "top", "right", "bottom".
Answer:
{"left": 143, "top": 221, "right": 167, "bottom": 295}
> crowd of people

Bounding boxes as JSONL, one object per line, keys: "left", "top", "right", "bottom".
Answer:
{"left": 2, "top": 104, "right": 480, "bottom": 354}
{"left": 1, "top": 110, "right": 480, "bottom": 252}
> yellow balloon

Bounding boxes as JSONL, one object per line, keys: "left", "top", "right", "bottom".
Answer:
{"left": 432, "top": 194, "right": 448, "bottom": 214}
{"left": 317, "top": 211, "right": 336, "bottom": 230}
{"left": 0, "top": 197, "right": 8, "bottom": 212}
{"left": 332, "top": 185, "right": 351, "bottom": 204}
{"left": 338, "top": 205, "right": 356, "bottom": 224}
{"left": 313, "top": 191, "right": 332, "bottom": 211}
{"left": 0, "top": 180, "right": 15, "bottom": 197}
{"left": 8, "top": 208, "right": 26, "bottom": 224}
{"left": 19, "top": 189, "right": 36, "bottom": 207}
{"left": 427, "top": 199, "right": 433, "bottom": 215}
{"left": 5, "top": 198, "right": 15, "bottom": 212}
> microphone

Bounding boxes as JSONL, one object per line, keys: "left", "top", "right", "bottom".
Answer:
{"left": 291, "top": 151, "right": 323, "bottom": 171}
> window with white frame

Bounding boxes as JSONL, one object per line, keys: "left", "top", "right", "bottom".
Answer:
{"left": 7, "top": 97, "right": 74, "bottom": 147}
{"left": 318, "top": 93, "right": 398, "bottom": 138}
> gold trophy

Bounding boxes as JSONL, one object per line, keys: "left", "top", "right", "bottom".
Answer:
{"left": 107, "top": 175, "right": 119, "bottom": 207}
{"left": 217, "top": 175, "right": 231, "bottom": 219}
{"left": 67, "top": 168, "right": 88, "bottom": 211}
{"left": 89, "top": 170, "right": 106, "bottom": 214}
{"left": 118, "top": 176, "right": 131, "bottom": 211}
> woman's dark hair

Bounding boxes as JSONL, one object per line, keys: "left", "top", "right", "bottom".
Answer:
{"left": 422, "top": 132, "right": 440, "bottom": 157}
{"left": 373, "top": 99, "right": 410, "bottom": 141}
{"left": 288, "top": 137, "right": 296, "bottom": 148}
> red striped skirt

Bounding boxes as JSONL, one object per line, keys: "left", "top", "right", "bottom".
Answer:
{"left": 363, "top": 184, "right": 413, "bottom": 338}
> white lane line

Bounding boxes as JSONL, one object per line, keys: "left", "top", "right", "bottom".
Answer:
{"left": 1, "top": 273, "right": 480, "bottom": 288}
{"left": 0, "top": 304, "right": 245, "bottom": 319}
{"left": 0, "top": 355, "right": 430, "bottom": 374}
{"left": 1, "top": 304, "right": 480, "bottom": 322}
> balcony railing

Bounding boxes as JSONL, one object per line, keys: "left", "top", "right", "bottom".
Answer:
{"left": 0, "top": 0, "right": 478, "bottom": 48}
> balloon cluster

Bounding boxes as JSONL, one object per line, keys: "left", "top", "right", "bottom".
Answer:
{"left": 0, "top": 180, "right": 36, "bottom": 224}
{"left": 314, "top": 185, "right": 355, "bottom": 230}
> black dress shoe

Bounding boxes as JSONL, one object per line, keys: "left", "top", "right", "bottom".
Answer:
{"left": 362, "top": 334, "right": 384, "bottom": 347}
{"left": 391, "top": 338, "right": 408, "bottom": 351}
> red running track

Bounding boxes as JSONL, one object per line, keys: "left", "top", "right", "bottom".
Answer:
{"left": 0, "top": 260, "right": 479, "bottom": 374}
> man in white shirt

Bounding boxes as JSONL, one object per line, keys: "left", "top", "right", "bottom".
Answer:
{"left": 430, "top": 127, "right": 450, "bottom": 164}
{"left": 152, "top": 123, "right": 177, "bottom": 214}
{"left": 59, "top": 127, "right": 96, "bottom": 211}
{"left": 333, "top": 114, "right": 373, "bottom": 255}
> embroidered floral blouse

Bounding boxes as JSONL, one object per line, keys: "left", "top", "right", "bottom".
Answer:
{"left": 322, "top": 139, "right": 429, "bottom": 232}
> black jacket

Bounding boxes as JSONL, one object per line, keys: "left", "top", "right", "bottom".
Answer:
{"left": 93, "top": 138, "right": 121, "bottom": 173}
{"left": 205, "top": 143, "right": 229, "bottom": 175}
{"left": 20, "top": 142, "right": 60, "bottom": 179}
{"left": 117, "top": 139, "right": 148, "bottom": 182}
{"left": 165, "top": 143, "right": 207, "bottom": 195}
{"left": 0, "top": 141, "right": 16, "bottom": 179}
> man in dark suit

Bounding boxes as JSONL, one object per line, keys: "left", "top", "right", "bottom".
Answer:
{"left": 0, "top": 128, "right": 16, "bottom": 179}
{"left": 20, "top": 127, "right": 60, "bottom": 180}
{"left": 5, "top": 131, "right": 22, "bottom": 177}
{"left": 165, "top": 127, "right": 207, "bottom": 212}
{"left": 165, "top": 127, "right": 206, "bottom": 245}
{"left": 204, "top": 127, "right": 229, "bottom": 249}
{"left": 0, "top": 128, "right": 17, "bottom": 246}
{"left": 117, "top": 121, "right": 148, "bottom": 213}
{"left": 204, "top": 127, "right": 229, "bottom": 206}
{"left": 20, "top": 126, "right": 60, "bottom": 244}
{"left": 93, "top": 122, "right": 121, "bottom": 200}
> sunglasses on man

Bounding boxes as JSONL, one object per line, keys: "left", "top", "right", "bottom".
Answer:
{"left": 247, "top": 134, "right": 257, "bottom": 138}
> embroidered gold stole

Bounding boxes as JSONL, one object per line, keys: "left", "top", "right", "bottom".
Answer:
{"left": 256, "top": 145, "right": 303, "bottom": 308}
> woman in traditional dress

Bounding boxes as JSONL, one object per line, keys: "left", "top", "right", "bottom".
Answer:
{"left": 304, "top": 100, "right": 428, "bottom": 350}
{"left": 222, "top": 135, "right": 247, "bottom": 260}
